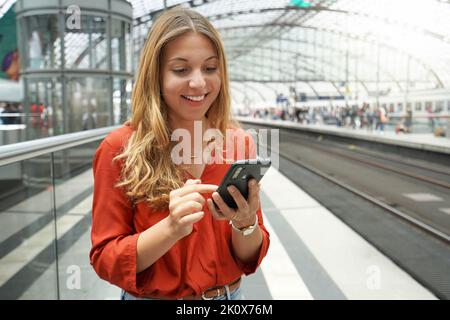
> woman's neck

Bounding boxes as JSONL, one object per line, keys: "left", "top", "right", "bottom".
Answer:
{"left": 168, "top": 116, "right": 212, "bottom": 161}
{"left": 169, "top": 116, "right": 208, "bottom": 139}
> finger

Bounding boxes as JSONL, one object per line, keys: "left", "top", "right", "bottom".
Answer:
{"left": 248, "top": 179, "right": 260, "bottom": 211}
{"left": 172, "top": 200, "right": 203, "bottom": 219}
{"left": 207, "top": 198, "right": 227, "bottom": 220}
{"left": 184, "top": 179, "right": 201, "bottom": 186}
{"left": 227, "top": 185, "right": 249, "bottom": 212}
{"left": 180, "top": 192, "right": 206, "bottom": 206}
{"left": 174, "top": 184, "right": 218, "bottom": 198}
{"left": 178, "top": 211, "right": 204, "bottom": 225}
{"left": 211, "top": 192, "right": 235, "bottom": 218}
{"left": 170, "top": 191, "right": 206, "bottom": 211}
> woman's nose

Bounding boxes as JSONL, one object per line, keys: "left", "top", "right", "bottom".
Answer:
{"left": 189, "top": 70, "right": 206, "bottom": 88}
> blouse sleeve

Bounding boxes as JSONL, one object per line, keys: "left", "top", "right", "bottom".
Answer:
{"left": 233, "top": 129, "right": 271, "bottom": 275}
{"left": 234, "top": 207, "right": 271, "bottom": 275}
{"left": 89, "top": 139, "right": 148, "bottom": 295}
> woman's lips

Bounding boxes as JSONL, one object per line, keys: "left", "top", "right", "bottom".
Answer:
{"left": 181, "top": 93, "right": 209, "bottom": 107}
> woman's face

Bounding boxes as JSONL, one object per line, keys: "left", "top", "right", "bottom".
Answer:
{"left": 161, "top": 32, "right": 221, "bottom": 125}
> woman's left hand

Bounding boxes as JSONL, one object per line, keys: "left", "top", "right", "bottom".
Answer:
{"left": 207, "top": 179, "right": 260, "bottom": 229}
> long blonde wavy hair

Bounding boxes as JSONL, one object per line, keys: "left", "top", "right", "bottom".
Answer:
{"left": 115, "top": 7, "right": 236, "bottom": 209}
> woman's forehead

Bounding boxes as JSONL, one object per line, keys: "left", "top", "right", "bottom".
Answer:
{"left": 163, "top": 32, "right": 217, "bottom": 62}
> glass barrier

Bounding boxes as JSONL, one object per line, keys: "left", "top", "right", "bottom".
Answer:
{"left": 0, "top": 138, "right": 120, "bottom": 299}
{"left": 0, "top": 155, "right": 57, "bottom": 299}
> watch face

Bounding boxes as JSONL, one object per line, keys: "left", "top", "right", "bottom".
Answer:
{"left": 242, "top": 226, "right": 255, "bottom": 236}
{"left": 230, "top": 215, "right": 258, "bottom": 236}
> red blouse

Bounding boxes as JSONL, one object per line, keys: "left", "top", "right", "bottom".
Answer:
{"left": 89, "top": 124, "right": 270, "bottom": 299}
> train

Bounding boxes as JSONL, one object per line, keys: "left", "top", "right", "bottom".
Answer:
{"left": 291, "top": 89, "right": 450, "bottom": 134}
{"left": 295, "top": 89, "right": 449, "bottom": 115}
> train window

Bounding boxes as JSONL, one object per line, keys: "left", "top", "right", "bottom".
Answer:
{"left": 447, "top": 101, "right": 450, "bottom": 111}
{"left": 405, "top": 102, "right": 412, "bottom": 112}
{"left": 382, "top": 103, "right": 387, "bottom": 109}
{"left": 425, "top": 101, "right": 432, "bottom": 112}
{"left": 389, "top": 103, "right": 394, "bottom": 113}
{"left": 415, "top": 102, "right": 422, "bottom": 111}
{"left": 435, "top": 101, "right": 444, "bottom": 112}
{"left": 397, "top": 103, "right": 403, "bottom": 112}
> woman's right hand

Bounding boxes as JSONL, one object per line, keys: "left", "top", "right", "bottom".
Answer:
{"left": 167, "top": 179, "right": 217, "bottom": 240}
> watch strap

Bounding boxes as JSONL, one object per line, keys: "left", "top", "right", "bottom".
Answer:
{"left": 230, "top": 214, "right": 258, "bottom": 236}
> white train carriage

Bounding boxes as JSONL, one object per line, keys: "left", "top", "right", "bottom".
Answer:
{"left": 376, "top": 90, "right": 448, "bottom": 114}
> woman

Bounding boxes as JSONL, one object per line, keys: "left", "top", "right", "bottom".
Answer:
{"left": 90, "top": 7, "right": 270, "bottom": 300}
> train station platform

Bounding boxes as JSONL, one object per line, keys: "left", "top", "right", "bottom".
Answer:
{"left": 246, "top": 166, "right": 435, "bottom": 300}
{"left": 0, "top": 160, "right": 436, "bottom": 299}
{"left": 237, "top": 117, "right": 450, "bottom": 156}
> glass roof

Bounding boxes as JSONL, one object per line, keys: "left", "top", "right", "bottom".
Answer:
{"left": 2, "top": 0, "right": 450, "bottom": 109}
{"left": 128, "top": 0, "right": 450, "bottom": 109}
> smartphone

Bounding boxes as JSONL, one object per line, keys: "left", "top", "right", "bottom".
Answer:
{"left": 214, "top": 157, "right": 271, "bottom": 209}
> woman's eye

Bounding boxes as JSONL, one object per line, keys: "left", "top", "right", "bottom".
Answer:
{"left": 172, "top": 69, "right": 187, "bottom": 74}
{"left": 206, "top": 67, "right": 217, "bottom": 72}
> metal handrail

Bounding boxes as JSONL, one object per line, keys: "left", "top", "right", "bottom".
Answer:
{"left": 0, "top": 126, "right": 120, "bottom": 167}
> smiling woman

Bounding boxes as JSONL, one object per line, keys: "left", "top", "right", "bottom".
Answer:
{"left": 89, "top": 6, "right": 270, "bottom": 301}
{"left": 161, "top": 32, "right": 221, "bottom": 118}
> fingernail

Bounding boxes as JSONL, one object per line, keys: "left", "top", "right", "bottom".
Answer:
{"left": 227, "top": 186, "right": 235, "bottom": 193}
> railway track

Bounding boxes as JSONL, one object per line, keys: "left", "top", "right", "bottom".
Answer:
{"left": 250, "top": 129, "right": 450, "bottom": 299}
{"left": 273, "top": 144, "right": 450, "bottom": 245}
{"left": 254, "top": 123, "right": 450, "bottom": 243}
{"left": 287, "top": 131, "right": 450, "bottom": 190}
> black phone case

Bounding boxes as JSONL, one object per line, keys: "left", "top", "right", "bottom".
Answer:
{"left": 215, "top": 159, "right": 271, "bottom": 209}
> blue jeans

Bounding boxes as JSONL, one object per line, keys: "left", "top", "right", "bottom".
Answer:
{"left": 121, "top": 286, "right": 243, "bottom": 300}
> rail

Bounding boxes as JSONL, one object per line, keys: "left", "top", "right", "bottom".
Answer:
{"left": 0, "top": 126, "right": 119, "bottom": 167}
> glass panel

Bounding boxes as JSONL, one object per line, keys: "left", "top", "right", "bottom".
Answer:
{"left": 66, "top": 77, "right": 110, "bottom": 132}
{"left": 52, "top": 141, "right": 118, "bottom": 299}
{"left": 0, "top": 156, "right": 57, "bottom": 299}
{"left": 64, "top": 15, "right": 107, "bottom": 70}
{"left": 26, "top": 78, "right": 63, "bottom": 140}
{"left": 111, "top": 19, "right": 131, "bottom": 71}
{"left": 112, "top": 78, "right": 131, "bottom": 125}
{"left": 19, "top": 14, "right": 61, "bottom": 70}
{"left": 126, "top": 23, "right": 133, "bottom": 73}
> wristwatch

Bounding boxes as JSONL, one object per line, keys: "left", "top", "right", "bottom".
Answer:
{"left": 230, "top": 215, "right": 259, "bottom": 236}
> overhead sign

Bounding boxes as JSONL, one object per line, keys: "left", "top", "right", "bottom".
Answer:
{"left": 290, "top": 0, "right": 312, "bottom": 8}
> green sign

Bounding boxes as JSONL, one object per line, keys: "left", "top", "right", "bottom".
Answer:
{"left": 290, "top": 0, "right": 312, "bottom": 8}
{"left": 0, "top": 7, "right": 19, "bottom": 80}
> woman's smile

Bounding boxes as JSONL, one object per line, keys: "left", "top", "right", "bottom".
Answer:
{"left": 181, "top": 93, "right": 209, "bottom": 107}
